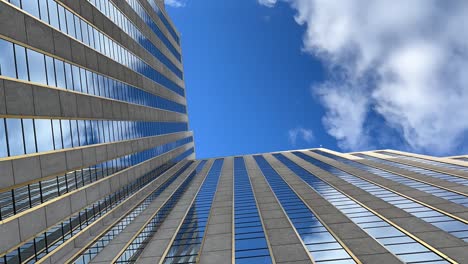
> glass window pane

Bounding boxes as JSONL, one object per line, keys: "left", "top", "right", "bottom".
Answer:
{"left": 23, "top": 119, "right": 37, "bottom": 154}
{"left": 14, "top": 44, "right": 29, "bottom": 81}
{"left": 55, "top": 59, "right": 66, "bottom": 88}
{"left": 70, "top": 120, "right": 79, "bottom": 147}
{"left": 52, "top": 119, "right": 63, "bottom": 150}
{"left": 6, "top": 118, "right": 25, "bottom": 156}
{"left": 74, "top": 15, "right": 82, "bottom": 41}
{"left": 61, "top": 120, "right": 72, "bottom": 148}
{"left": 23, "top": 0, "right": 40, "bottom": 17}
{"left": 45, "top": 56, "right": 56, "bottom": 87}
{"left": 65, "top": 10, "right": 75, "bottom": 38}
{"left": 27, "top": 49, "right": 47, "bottom": 85}
{"left": 38, "top": 0, "right": 49, "bottom": 23}
{"left": 58, "top": 4, "right": 67, "bottom": 32}
{"left": 64, "top": 62, "right": 73, "bottom": 89}
{"left": 0, "top": 118, "right": 8, "bottom": 157}
{"left": 35, "top": 119, "right": 53, "bottom": 152}
{"left": 0, "top": 39, "right": 16, "bottom": 78}
{"left": 72, "top": 65, "right": 81, "bottom": 92}
{"left": 47, "top": 0, "right": 59, "bottom": 29}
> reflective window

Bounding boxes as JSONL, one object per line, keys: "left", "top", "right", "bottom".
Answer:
{"left": 0, "top": 39, "right": 186, "bottom": 114}
{"left": 377, "top": 151, "right": 468, "bottom": 172}
{"left": 293, "top": 152, "right": 468, "bottom": 243}
{"left": 254, "top": 156, "right": 355, "bottom": 263}
{"left": 14, "top": 44, "right": 28, "bottom": 80}
{"left": 0, "top": 119, "right": 8, "bottom": 157}
{"left": 0, "top": 39, "right": 16, "bottom": 78}
{"left": 27, "top": 49, "right": 47, "bottom": 85}
{"left": 313, "top": 150, "right": 468, "bottom": 207}
{"left": 38, "top": 0, "right": 49, "bottom": 23}
{"left": 23, "top": 119, "right": 37, "bottom": 154}
{"left": 163, "top": 159, "right": 224, "bottom": 264}
{"left": 35, "top": 119, "right": 54, "bottom": 153}
{"left": 234, "top": 157, "right": 273, "bottom": 263}
{"left": 23, "top": 0, "right": 40, "bottom": 17}
{"left": 6, "top": 118, "right": 24, "bottom": 156}
{"left": 47, "top": 0, "right": 59, "bottom": 28}
{"left": 356, "top": 153, "right": 468, "bottom": 186}
{"left": 272, "top": 153, "right": 448, "bottom": 263}
{"left": 0, "top": 151, "right": 193, "bottom": 263}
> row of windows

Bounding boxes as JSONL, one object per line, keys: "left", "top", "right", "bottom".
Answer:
{"left": 146, "top": 0, "right": 180, "bottom": 45}
{"left": 73, "top": 161, "right": 199, "bottom": 264}
{"left": 125, "top": 0, "right": 182, "bottom": 64}
{"left": 254, "top": 155, "right": 355, "bottom": 264}
{"left": 354, "top": 153, "right": 468, "bottom": 186}
{"left": 87, "top": 0, "right": 183, "bottom": 77}
{"left": 0, "top": 38, "right": 186, "bottom": 113}
{"left": 233, "top": 157, "right": 273, "bottom": 264}
{"left": 0, "top": 116, "right": 187, "bottom": 158}
{"left": 115, "top": 161, "right": 207, "bottom": 263}
{"left": 274, "top": 153, "right": 448, "bottom": 263}
{"left": 163, "top": 159, "right": 224, "bottom": 264}
{"left": 314, "top": 150, "right": 468, "bottom": 207}
{"left": 0, "top": 150, "right": 193, "bottom": 264}
{"left": 0, "top": 136, "right": 193, "bottom": 221}
{"left": 377, "top": 151, "right": 468, "bottom": 172}
{"left": 294, "top": 152, "right": 468, "bottom": 243}
{"left": 7, "top": 0, "right": 184, "bottom": 94}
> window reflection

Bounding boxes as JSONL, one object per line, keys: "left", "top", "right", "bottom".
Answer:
{"left": 0, "top": 119, "right": 8, "bottom": 157}
{"left": 0, "top": 39, "right": 16, "bottom": 78}
{"left": 27, "top": 49, "right": 47, "bottom": 85}
{"left": 35, "top": 119, "right": 54, "bottom": 152}
{"left": 14, "top": 44, "right": 29, "bottom": 80}
{"left": 23, "top": 119, "right": 37, "bottom": 154}
{"left": 6, "top": 118, "right": 24, "bottom": 156}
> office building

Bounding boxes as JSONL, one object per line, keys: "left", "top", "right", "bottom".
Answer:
{"left": 0, "top": 0, "right": 467, "bottom": 263}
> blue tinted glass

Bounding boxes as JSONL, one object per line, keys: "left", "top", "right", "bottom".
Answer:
{"left": 47, "top": 0, "right": 59, "bottom": 28}
{"left": 71, "top": 65, "right": 81, "bottom": 91}
{"left": 27, "top": 49, "right": 47, "bottom": 84}
{"left": 52, "top": 119, "right": 62, "bottom": 150}
{"left": 14, "top": 44, "right": 28, "bottom": 80}
{"left": 38, "top": 0, "right": 49, "bottom": 23}
{"left": 45, "top": 56, "right": 56, "bottom": 86}
{"left": 61, "top": 120, "right": 72, "bottom": 148}
{"left": 6, "top": 118, "right": 25, "bottom": 156}
{"left": 54, "top": 59, "right": 65, "bottom": 88}
{"left": 65, "top": 10, "right": 75, "bottom": 37}
{"left": 10, "top": 0, "right": 21, "bottom": 8}
{"left": 23, "top": 0, "right": 40, "bottom": 17}
{"left": 35, "top": 119, "right": 53, "bottom": 152}
{"left": 58, "top": 4, "right": 67, "bottom": 32}
{"left": 23, "top": 119, "right": 37, "bottom": 154}
{"left": 0, "top": 39, "right": 16, "bottom": 78}
{"left": 0, "top": 119, "right": 8, "bottom": 157}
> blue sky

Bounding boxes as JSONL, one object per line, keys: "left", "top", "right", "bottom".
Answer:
{"left": 166, "top": 0, "right": 468, "bottom": 158}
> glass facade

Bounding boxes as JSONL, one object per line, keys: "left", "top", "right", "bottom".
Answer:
{"left": 354, "top": 153, "right": 468, "bottom": 185}
{"left": 233, "top": 157, "right": 272, "bottom": 264}
{"left": 163, "top": 159, "right": 224, "bottom": 263}
{"left": 313, "top": 150, "right": 468, "bottom": 207}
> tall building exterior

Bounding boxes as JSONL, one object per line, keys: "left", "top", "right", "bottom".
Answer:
{"left": 0, "top": 1, "right": 467, "bottom": 264}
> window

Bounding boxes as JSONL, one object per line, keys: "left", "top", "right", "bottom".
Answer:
{"left": 27, "top": 49, "right": 47, "bottom": 85}
{"left": 0, "top": 39, "right": 16, "bottom": 78}
{"left": 35, "top": 119, "right": 53, "bottom": 152}
{"left": 6, "top": 118, "right": 24, "bottom": 156}
{"left": 14, "top": 44, "right": 28, "bottom": 80}
{"left": 23, "top": 119, "right": 37, "bottom": 154}
{"left": 23, "top": 0, "right": 40, "bottom": 17}
{"left": 45, "top": 56, "right": 56, "bottom": 87}
{"left": 38, "top": 0, "right": 49, "bottom": 24}
{"left": 54, "top": 59, "right": 66, "bottom": 88}
{"left": 0, "top": 119, "right": 8, "bottom": 157}
{"left": 47, "top": 0, "right": 59, "bottom": 29}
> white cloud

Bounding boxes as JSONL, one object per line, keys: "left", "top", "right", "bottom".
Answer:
{"left": 258, "top": 0, "right": 277, "bottom": 8}
{"left": 289, "top": 127, "right": 314, "bottom": 146}
{"left": 165, "top": 0, "right": 186, "bottom": 8}
{"left": 261, "top": 0, "right": 468, "bottom": 155}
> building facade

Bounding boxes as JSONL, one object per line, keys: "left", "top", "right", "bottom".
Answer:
{"left": 0, "top": 0, "right": 467, "bottom": 264}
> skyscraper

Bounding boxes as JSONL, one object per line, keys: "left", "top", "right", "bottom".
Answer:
{"left": 0, "top": 1, "right": 467, "bottom": 264}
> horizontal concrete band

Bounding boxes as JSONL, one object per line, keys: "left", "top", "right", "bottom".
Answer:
{"left": 198, "top": 157, "right": 234, "bottom": 264}
{"left": 137, "top": 160, "right": 214, "bottom": 263}
{"left": 45, "top": 160, "right": 198, "bottom": 264}
{"left": 381, "top": 150, "right": 468, "bottom": 178}
{"left": 0, "top": 2, "right": 186, "bottom": 105}
{"left": 244, "top": 156, "right": 312, "bottom": 264}
{"left": 0, "top": 78, "right": 187, "bottom": 123}
{"left": 0, "top": 130, "right": 192, "bottom": 191}
{"left": 284, "top": 152, "right": 467, "bottom": 263}
{"left": 305, "top": 152, "right": 468, "bottom": 220}
{"left": 58, "top": 0, "right": 184, "bottom": 85}
{"left": 262, "top": 154, "right": 401, "bottom": 264}
{"left": 0, "top": 142, "right": 194, "bottom": 254}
